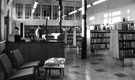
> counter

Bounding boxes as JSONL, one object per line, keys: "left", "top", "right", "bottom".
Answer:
{"left": 5, "top": 40, "right": 65, "bottom": 65}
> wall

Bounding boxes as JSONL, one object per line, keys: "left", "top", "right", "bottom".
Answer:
{"left": 87, "top": 0, "right": 135, "bottom": 25}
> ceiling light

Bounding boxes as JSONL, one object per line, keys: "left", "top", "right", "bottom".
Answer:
{"left": 92, "top": 0, "right": 107, "bottom": 5}
{"left": 32, "top": 8, "right": 35, "bottom": 14}
{"left": 69, "top": 10, "right": 77, "bottom": 15}
{"left": 33, "top": 1, "right": 38, "bottom": 9}
{"left": 87, "top": 4, "right": 92, "bottom": 8}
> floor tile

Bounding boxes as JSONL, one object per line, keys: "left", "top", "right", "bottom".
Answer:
{"left": 69, "top": 71, "right": 80, "bottom": 74}
{"left": 91, "top": 62, "right": 100, "bottom": 65}
{"left": 71, "top": 65, "right": 81, "bottom": 68}
{"left": 95, "top": 69, "right": 106, "bottom": 72}
{"left": 114, "top": 73, "right": 128, "bottom": 77}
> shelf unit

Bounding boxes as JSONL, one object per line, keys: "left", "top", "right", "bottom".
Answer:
{"left": 65, "top": 27, "right": 81, "bottom": 46}
{"left": 110, "top": 30, "right": 135, "bottom": 66}
{"left": 24, "top": 25, "right": 60, "bottom": 38}
{"left": 76, "top": 27, "right": 82, "bottom": 46}
{"left": 67, "top": 30, "right": 73, "bottom": 45}
{"left": 90, "top": 30, "right": 110, "bottom": 51}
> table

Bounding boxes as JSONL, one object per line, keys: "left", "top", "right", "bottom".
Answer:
{"left": 42, "top": 58, "right": 65, "bottom": 80}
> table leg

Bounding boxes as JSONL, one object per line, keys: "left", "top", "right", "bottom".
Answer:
{"left": 44, "top": 69, "right": 48, "bottom": 80}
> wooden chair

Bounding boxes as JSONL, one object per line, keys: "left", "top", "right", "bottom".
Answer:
{"left": 0, "top": 54, "right": 35, "bottom": 80}
{"left": 10, "top": 49, "right": 40, "bottom": 75}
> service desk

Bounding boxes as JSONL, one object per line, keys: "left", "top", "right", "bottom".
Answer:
{"left": 5, "top": 40, "right": 65, "bottom": 65}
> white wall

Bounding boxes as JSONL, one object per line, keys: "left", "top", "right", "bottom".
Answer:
{"left": 87, "top": 0, "right": 135, "bottom": 25}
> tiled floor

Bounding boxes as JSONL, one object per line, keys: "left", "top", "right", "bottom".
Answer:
{"left": 39, "top": 48, "right": 135, "bottom": 80}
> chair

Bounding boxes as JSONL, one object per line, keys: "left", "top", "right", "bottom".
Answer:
{"left": 10, "top": 49, "right": 40, "bottom": 75}
{"left": 0, "top": 53, "right": 35, "bottom": 80}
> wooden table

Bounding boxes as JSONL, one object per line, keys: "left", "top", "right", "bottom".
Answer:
{"left": 42, "top": 58, "right": 65, "bottom": 80}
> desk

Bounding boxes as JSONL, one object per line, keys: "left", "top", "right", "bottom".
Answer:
{"left": 6, "top": 41, "right": 65, "bottom": 65}
{"left": 42, "top": 58, "right": 65, "bottom": 80}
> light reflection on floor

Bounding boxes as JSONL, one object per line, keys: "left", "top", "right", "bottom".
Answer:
{"left": 39, "top": 48, "right": 135, "bottom": 80}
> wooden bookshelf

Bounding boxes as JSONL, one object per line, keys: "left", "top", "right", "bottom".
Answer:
{"left": 24, "top": 25, "right": 60, "bottom": 38}
{"left": 76, "top": 27, "right": 82, "bottom": 46}
{"left": 67, "top": 29, "right": 73, "bottom": 45}
{"left": 66, "top": 27, "right": 81, "bottom": 46}
{"left": 90, "top": 30, "right": 110, "bottom": 51}
{"left": 110, "top": 30, "right": 135, "bottom": 66}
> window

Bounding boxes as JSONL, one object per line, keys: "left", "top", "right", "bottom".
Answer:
{"left": 112, "top": 16, "right": 121, "bottom": 24}
{"left": 89, "top": 16, "right": 95, "bottom": 21}
{"left": 53, "top": 5, "right": 59, "bottom": 20}
{"left": 42, "top": 5, "right": 51, "bottom": 19}
{"left": 112, "top": 11, "right": 121, "bottom": 16}
{"left": 64, "top": 6, "right": 74, "bottom": 20}
{"left": 33, "top": 5, "right": 41, "bottom": 19}
{"left": 104, "top": 10, "right": 121, "bottom": 24}
{"left": 104, "top": 13, "right": 108, "bottom": 18}
{"left": 25, "top": 4, "right": 32, "bottom": 19}
{"left": 16, "top": 3, "right": 23, "bottom": 19}
{"left": 75, "top": 7, "right": 81, "bottom": 20}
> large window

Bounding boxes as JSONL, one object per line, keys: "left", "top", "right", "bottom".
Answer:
{"left": 42, "top": 5, "right": 51, "bottom": 19}
{"left": 104, "top": 10, "right": 121, "bottom": 24}
{"left": 25, "top": 4, "right": 32, "bottom": 19}
{"left": 33, "top": 5, "right": 41, "bottom": 19}
{"left": 75, "top": 7, "right": 81, "bottom": 20}
{"left": 64, "top": 6, "right": 74, "bottom": 20}
{"left": 16, "top": 3, "right": 23, "bottom": 19}
{"left": 53, "top": 5, "right": 59, "bottom": 20}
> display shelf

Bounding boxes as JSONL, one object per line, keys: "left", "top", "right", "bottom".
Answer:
{"left": 90, "top": 30, "right": 110, "bottom": 50}
{"left": 110, "top": 30, "right": 135, "bottom": 60}
{"left": 24, "top": 25, "right": 61, "bottom": 38}
{"left": 65, "top": 26, "right": 81, "bottom": 46}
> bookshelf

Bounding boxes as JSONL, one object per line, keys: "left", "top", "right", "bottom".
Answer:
{"left": 24, "top": 25, "right": 60, "bottom": 38}
{"left": 90, "top": 30, "right": 110, "bottom": 51}
{"left": 65, "top": 26, "right": 81, "bottom": 46}
{"left": 76, "top": 27, "right": 82, "bottom": 46}
{"left": 110, "top": 30, "right": 135, "bottom": 66}
{"left": 67, "top": 29, "right": 73, "bottom": 45}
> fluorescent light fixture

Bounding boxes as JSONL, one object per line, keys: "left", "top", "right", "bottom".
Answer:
{"left": 32, "top": 8, "right": 35, "bottom": 14}
{"left": 33, "top": 1, "right": 38, "bottom": 8}
{"left": 62, "top": 15, "right": 66, "bottom": 18}
{"left": 93, "top": 0, "right": 107, "bottom": 5}
{"left": 78, "top": 8, "right": 82, "bottom": 11}
{"left": 87, "top": 4, "right": 92, "bottom": 8}
{"left": 69, "top": 10, "right": 77, "bottom": 15}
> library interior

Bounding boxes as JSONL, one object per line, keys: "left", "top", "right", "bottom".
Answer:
{"left": 1, "top": 0, "right": 135, "bottom": 80}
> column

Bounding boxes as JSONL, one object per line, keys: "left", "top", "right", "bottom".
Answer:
{"left": 59, "top": 0, "right": 62, "bottom": 33}
{"left": 73, "top": 27, "right": 76, "bottom": 46}
{"left": 81, "top": 0, "right": 87, "bottom": 59}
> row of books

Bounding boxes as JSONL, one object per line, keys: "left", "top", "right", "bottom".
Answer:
{"left": 91, "top": 44, "right": 109, "bottom": 49}
{"left": 67, "top": 36, "right": 73, "bottom": 39}
{"left": 119, "top": 42, "right": 135, "bottom": 49}
{"left": 67, "top": 40, "right": 73, "bottom": 43}
{"left": 76, "top": 37, "right": 82, "bottom": 41}
{"left": 91, "top": 38, "right": 109, "bottom": 43}
{"left": 119, "top": 50, "right": 135, "bottom": 58}
{"left": 119, "top": 34, "right": 135, "bottom": 40}
{"left": 91, "top": 33, "right": 110, "bottom": 37}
